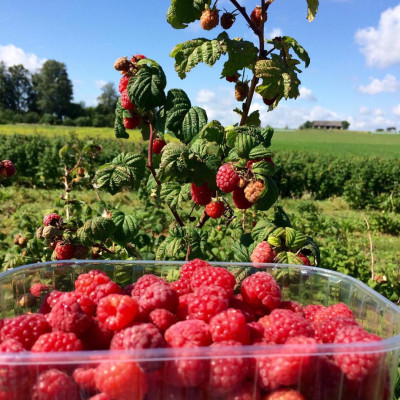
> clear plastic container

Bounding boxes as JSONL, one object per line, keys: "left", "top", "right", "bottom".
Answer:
{"left": 1, "top": 260, "right": 400, "bottom": 400}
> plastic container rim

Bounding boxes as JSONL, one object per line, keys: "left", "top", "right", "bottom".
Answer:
{"left": 1, "top": 259, "right": 400, "bottom": 362}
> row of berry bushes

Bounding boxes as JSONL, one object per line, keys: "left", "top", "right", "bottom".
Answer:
{"left": 1, "top": 134, "right": 399, "bottom": 211}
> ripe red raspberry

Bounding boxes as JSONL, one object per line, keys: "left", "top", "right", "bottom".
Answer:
{"left": 188, "top": 285, "right": 229, "bottom": 322}
{"left": 250, "top": 6, "right": 267, "bottom": 28}
{"left": 90, "top": 281, "right": 123, "bottom": 304}
{"left": 180, "top": 259, "right": 211, "bottom": 280}
{"left": 148, "top": 309, "right": 177, "bottom": 333}
{"left": 205, "top": 201, "right": 225, "bottom": 219}
{"left": 152, "top": 138, "right": 167, "bottom": 154}
{"left": 109, "top": 329, "right": 125, "bottom": 350}
{"left": 80, "top": 318, "right": 114, "bottom": 350}
{"left": 124, "top": 115, "right": 141, "bottom": 130}
{"left": 191, "top": 182, "right": 214, "bottom": 205}
{"left": 298, "top": 253, "right": 311, "bottom": 266}
{"left": 139, "top": 283, "right": 179, "bottom": 316}
{"left": 0, "top": 160, "right": 16, "bottom": 177}
{"left": 176, "top": 293, "right": 191, "bottom": 321}
{"left": 73, "top": 367, "right": 97, "bottom": 396}
{"left": 30, "top": 282, "right": 50, "bottom": 297}
{"left": 208, "top": 341, "right": 250, "bottom": 395}
{"left": 43, "top": 213, "right": 61, "bottom": 226}
{"left": 256, "top": 357, "right": 280, "bottom": 392}
{"left": 46, "top": 290, "right": 63, "bottom": 307}
{"left": 229, "top": 294, "right": 260, "bottom": 322}
{"left": 314, "top": 316, "right": 358, "bottom": 343}
{"left": 200, "top": 8, "right": 219, "bottom": 30}
{"left": 190, "top": 266, "right": 236, "bottom": 296}
{"left": 57, "top": 291, "right": 96, "bottom": 317}
{"left": 47, "top": 296, "right": 92, "bottom": 335}
{"left": 0, "top": 339, "right": 31, "bottom": 399}
{"left": 280, "top": 300, "right": 304, "bottom": 316}
{"left": 95, "top": 361, "right": 147, "bottom": 400}
{"left": 259, "top": 309, "right": 314, "bottom": 344}
{"left": 241, "top": 272, "right": 281, "bottom": 312}
{"left": 244, "top": 180, "right": 264, "bottom": 203}
{"left": 89, "top": 394, "right": 111, "bottom": 400}
{"left": 97, "top": 294, "right": 139, "bottom": 331}
{"left": 32, "top": 369, "right": 80, "bottom": 400}
{"left": 265, "top": 389, "right": 305, "bottom": 400}
{"left": 251, "top": 241, "right": 276, "bottom": 265}
{"left": 118, "top": 75, "right": 130, "bottom": 93}
{"left": 313, "top": 303, "right": 355, "bottom": 324}
{"left": 121, "top": 89, "right": 135, "bottom": 110}
{"left": 55, "top": 242, "right": 75, "bottom": 260}
{"left": 165, "top": 320, "right": 212, "bottom": 348}
{"left": 226, "top": 380, "right": 261, "bottom": 400}
{"left": 170, "top": 278, "right": 192, "bottom": 296}
{"left": 131, "top": 274, "right": 168, "bottom": 299}
{"left": 31, "top": 331, "right": 83, "bottom": 352}
{"left": 216, "top": 164, "right": 240, "bottom": 193}
{"left": 75, "top": 269, "right": 111, "bottom": 296}
{"left": 225, "top": 74, "right": 239, "bottom": 83}
{"left": 209, "top": 308, "right": 250, "bottom": 344}
{"left": 233, "top": 187, "right": 253, "bottom": 209}
{"left": 247, "top": 321, "right": 265, "bottom": 343}
{"left": 131, "top": 54, "right": 146, "bottom": 62}
{"left": 334, "top": 326, "right": 383, "bottom": 381}
{"left": 1, "top": 313, "right": 51, "bottom": 350}
{"left": 303, "top": 304, "right": 325, "bottom": 322}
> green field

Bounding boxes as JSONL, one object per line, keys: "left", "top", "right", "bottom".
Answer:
{"left": 1, "top": 124, "right": 400, "bottom": 158}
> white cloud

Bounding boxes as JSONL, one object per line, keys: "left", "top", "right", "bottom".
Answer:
{"left": 299, "top": 86, "right": 316, "bottom": 101}
{"left": 373, "top": 108, "right": 385, "bottom": 116}
{"left": 359, "top": 106, "right": 370, "bottom": 115}
{"left": 358, "top": 74, "right": 400, "bottom": 94}
{"left": 393, "top": 104, "right": 400, "bottom": 116}
{"left": 0, "top": 44, "right": 46, "bottom": 71}
{"left": 94, "top": 80, "right": 107, "bottom": 89}
{"left": 355, "top": 5, "right": 400, "bottom": 68}
{"left": 266, "top": 28, "right": 283, "bottom": 39}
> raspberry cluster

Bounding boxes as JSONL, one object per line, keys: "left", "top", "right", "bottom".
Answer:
{"left": 0, "top": 263, "right": 387, "bottom": 400}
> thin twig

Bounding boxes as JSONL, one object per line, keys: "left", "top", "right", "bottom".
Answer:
{"left": 196, "top": 211, "right": 210, "bottom": 228}
{"left": 228, "top": 0, "right": 260, "bottom": 35}
{"left": 361, "top": 212, "right": 375, "bottom": 280}
{"left": 126, "top": 243, "right": 142, "bottom": 260}
{"left": 185, "top": 245, "right": 192, "bottom": 261}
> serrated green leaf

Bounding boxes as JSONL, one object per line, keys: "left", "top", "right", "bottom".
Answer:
{"left": 199, "top": 120, "right": 225, "bottom": 144}
{"left": 231, "top": 242, "right": 251, "bottom": 262}
{"left": 171, "top": 37, "right": 228, "bottom": 79}
{"left": 302, "top": 236, "right": 321, "bottom": 265}
{"left": 254, "top": 177, "right": 279, "bottom": 211}
{"left": 252, "top": 160, "right": 275, "bottom": 178}
{"left": 306, "top": 0, "right": 319, "bottom": 22}
{"left": 165, "top": 89, "right": 192, "bottom": 134}
{"left": 138, "top": 121, "right": 150, "bottom": 141}
{"left": 282, "top": 72, "right": 300, "bottom": 100}
{"left": 235, "top": 133, "right": 257, "bottom": 159}
{"left": 271, "top": 206, "right": 292, "bottom": 228}
{"left": 285, "top": 227, "right": 308, "bottom": 249}
{"left": 221, "top": 36, "right": 258, "bottom": 77}
{"left": 180, "top": 106, "right": 208, "bottom": 144}
{"left": 158, "top": 142, "right": 189, "bottom": 181}
{"left": 155, "top": 108, "right": 166, "bottom": 133}
{"left": 251, "top": 220, "right": 276, "bottom": 242}
{"left": 156, "top": 236, "right": 185, "bottom": 260}
{"left": 167, "top": 4, "right": 187, "bottom": 29}
{"left": 276, "top": 251, "right": 303, "bottom": 265}
{"left": 267, "top": 236, "right": 281, "bottom": 247}
{"left": 249, "top": 145, "right": 274, "bottom": 159}
{"left": 187, "top": 228, "right": 209, "bottom": 258}
{"left": 127, "top": 65, "right": 166, "bottom": 110}
{"left": 111, "top": 211, "right": 138, "bottom": 244}
{"left": 167, "top": 0, "right": 211, "bottom": 28}
{"left": 77, "top": 218, "right": 116, "bottom": 245}
{"left": 160, "top": 182, "right": 191, "bottom": 208}
{"left": 281, "top": 36, "right": 310, "bottom": 68}
{"left": 247, "top": 110, "right": 261, "bottom": 127}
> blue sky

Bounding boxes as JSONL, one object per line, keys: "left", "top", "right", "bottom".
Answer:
{"left": 1, "top": 0, "right": 400, "bottom": 131}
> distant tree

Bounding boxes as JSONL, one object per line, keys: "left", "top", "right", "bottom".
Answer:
{"left": 299, "top": 120, "right": 312, "bottom": 130}
{"left": 376, "top": 128, "right": 384, "bottom": 132}
{"left": 7, "top": 65, "right": 36, "bottom": 112}
{"left": 387, "top": 127, "right": 396, "bottom": 132}
{"left": 96, "top": 82, "right": 118, "bottom": 114}
{"left": 32, "top": 60, "right": 73, "bottom": 118}
{"left": 341, "top": 121, "right": 350, "bottom": 130}
{"left": 66, "top": 102, "right": 86, "bottom": 119}
{"left": 0, "top": 62, "right": 12, "bottom": 109}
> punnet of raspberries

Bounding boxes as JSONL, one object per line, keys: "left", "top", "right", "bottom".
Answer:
{"left": 0, "top": 264, "right": 388, "bottom": 400}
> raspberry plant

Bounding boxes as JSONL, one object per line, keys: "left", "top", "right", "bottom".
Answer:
{"left": 5, "top": 0, "right": 321, "bottom": 266}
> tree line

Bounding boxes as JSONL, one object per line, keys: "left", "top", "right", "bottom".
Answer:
{"left": 0, "top": 60, "right": 118, "bottom": 127}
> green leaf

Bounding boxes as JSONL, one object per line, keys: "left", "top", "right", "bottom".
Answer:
{"left": 171, "top": 37, "right": 228, "bottom": 79}
{"left": 156, "top": 236, "right": 185, "bottom": 260}
{"left": 251, "top": 220, "right": 277, "bottom": 242}
{"left": 249, "top": 145, "right": 274, "bottom": 159}
{"left": 235, "top": 133, "right": 256, "bottom": 158}
{"left": 267, "top": 236, "right": 282, "bottom": 247}
{"left": 276, "top": 251, "right": 303, "bottom": 265}
{"left": 254, "top": 178, "right": 279, "bottom": 211}
{"left": 160, "top": 182, "right": 191, "bottom": 208}
{"left": 94, "top": 153, "right": 146, "bottom": 195}
{"left": 199, "top": 120, "right": 225, "bottom": 144}
{"left": 231, "top": 242, "right": 251, "bottom": 262}
{"left": 252, "top": 160, "right": 275, "bottom": 178}
{"left": 306, "top": 0, "right": 319, "bottom": 22}
{"left": 165, "top": 89, "right": 192, "bottom": 134}
{"left": 127, "top": 65, "right": 166, "bottom": 110}
{"left": 221, "top": 36, "right": 258, "bottom": 77}
{"left": 180, "top": 106, "right": 208, "bottom": 144}
{"left": 138, "top": 120, "right": 150, "bottom": 141}
{"left": 167, "top": 0, "right": 211, "bottom": 29}
{"left": 247, "top": 110, "right": 261, "bottom": 127}
{"left": 77, "top": 218, "right": 116, "bottom": 245}
{"left": 187, "top": 228, "right": 209, "bottom": 258}
{"left": 155, "top": 107, "right": 166, "bottom": 133}
{"left": 271, "top": 206, "right": 292, "bottom": 228}
{"left": 111, "top": 211, "right": 138, "bottom": 244}
{"left": 285, "top": 227, "right": 308, "bottom": 250}
{"left": 302, "top": 236, "right": 321, "bottom": 266}
{"left": 158, "top": 142, "right": 189, "bottom": 181}
{"left": 281, "top": 36, "right": 310, "bottom": 68}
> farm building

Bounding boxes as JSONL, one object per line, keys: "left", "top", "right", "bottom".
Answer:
{"left": 312, "top": 121, "right": 343, "bottom": 130}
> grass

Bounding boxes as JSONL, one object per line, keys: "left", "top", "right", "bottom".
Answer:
{"left": 1, "top": 124, "right": 400, "bottom": 157}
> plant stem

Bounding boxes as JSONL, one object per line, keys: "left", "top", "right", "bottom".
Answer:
{"left": 148, "top": 122, "right": 185, "bottom": 227}
{"left": 362, "top": 212, "right": 375, "bottom": 280}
